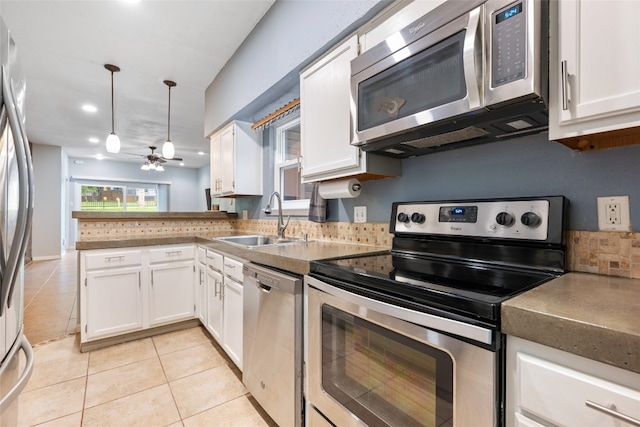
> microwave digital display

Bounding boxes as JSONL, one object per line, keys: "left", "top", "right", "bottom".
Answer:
{"left": 496, "top": 3, "right": 522, "bottom": 24}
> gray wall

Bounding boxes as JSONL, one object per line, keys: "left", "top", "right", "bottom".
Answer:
{"left": 337, "top": 133, "right": 640, "bottom": 231}
{"left": 205, "top": 0, "right": 640, "bottom": 232}
{"left": 204, "top": 0, "right": 388, "bottom": 134}
{"left": 68, "top": 158, "right": 201, "bottom": 212}
{"left": 32, "top": 144, "right": 64, "bottom": 259}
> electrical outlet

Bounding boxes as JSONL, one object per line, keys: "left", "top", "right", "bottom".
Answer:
{"left": 597, "top": 196, "right": 631, "bottom": 231}
{"left": 354, "top": 206, "right": 367, "bottom": 223}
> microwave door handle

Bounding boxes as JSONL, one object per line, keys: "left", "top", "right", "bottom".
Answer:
{"left": 462, "top": 7, "right": 483, "bottom": 110}
{"left": 0, "top": 66, "right": 34, "bottom": 316}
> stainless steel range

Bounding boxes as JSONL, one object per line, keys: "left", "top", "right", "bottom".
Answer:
{"left": 304, "top": 196, "right": 568, "bottom": 427}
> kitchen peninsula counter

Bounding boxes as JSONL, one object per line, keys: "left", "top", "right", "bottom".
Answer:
{"left": 502, "top": 272, "right": 640, "bottom": 374}
{"left": 75, "top": 235, "right": 389, "bottom": 276}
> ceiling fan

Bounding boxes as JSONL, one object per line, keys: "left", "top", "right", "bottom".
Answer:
{"left": 127, "top": 146, "right": 183, "bottom": 171}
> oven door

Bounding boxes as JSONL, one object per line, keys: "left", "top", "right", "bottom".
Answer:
{"left": 305, "top": 276, "right": 498, "bottom": 427}
{"left": 350, "top": 5, "right": 484, "bottom": 146}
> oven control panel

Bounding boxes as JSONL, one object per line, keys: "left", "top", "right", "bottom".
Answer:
{"left": 393, "top": 199, "right": 551, "bottom": 240}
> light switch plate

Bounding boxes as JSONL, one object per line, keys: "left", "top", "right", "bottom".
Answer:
{"left": 354, "top": 206, "right": 367, "bottom": 223}
{"left": 597, "top": 196, "right": 631, "bottom": 231}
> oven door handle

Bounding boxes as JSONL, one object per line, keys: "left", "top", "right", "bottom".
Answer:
{"left": 308, "top": 276, "right": 493, "bottom": 346}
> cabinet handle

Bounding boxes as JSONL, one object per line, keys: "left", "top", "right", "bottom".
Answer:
{"left": 215, "top": 280, "right": 220, "bottom": 297}
{"left": 561, "top": 59, "right": 569, "bottom": 111}
{"left": 224, "top": 263, "right": 236, "bottom": 269}
{"left": 105, "top": 255, "right": 125, "bottom": 262}
{"left": 200, "top": 270, "right": 204, "bottom": 284}
{"left": 165, "top": 250, "right": 182, "bottom": 257}
{"left": 585, "top": 400, "right": 640, "bottom": 426}
{"left": 138, "top": 271, "right": 141, "bottom": 288}
{"left": 151, "top": 270, "right": 154, "bottom": 287}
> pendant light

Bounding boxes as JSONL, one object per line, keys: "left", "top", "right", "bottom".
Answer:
{"left": 162, "top": 80, "right": 176, "bottom": 159}
{"left": 104, "top": 64, "right": 121, "bottom": 154}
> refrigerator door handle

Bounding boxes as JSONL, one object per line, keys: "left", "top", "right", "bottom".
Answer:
{"left": 0, "top": 335, "right": 34, "bottom": 413}
{"left": 0, "top": 65, "right": 34, "bottom": 316}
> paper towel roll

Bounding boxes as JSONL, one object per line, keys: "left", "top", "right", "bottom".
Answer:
{"left": 318, "top": 178, "right": 361, "bottom": 199}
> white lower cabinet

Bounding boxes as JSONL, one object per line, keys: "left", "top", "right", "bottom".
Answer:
{"left": 149, "top": 260, "right": 195, "bottom": 327}
{"left": 221, "top": 275, "right": 242, "bottom": 370}
{"left": 196, "top": 247, "right": 207, "bottom": 324}
{"left": 507, "top": 336, "right": 640, "bottom": 427}
{"left": 84, "top": 265, "right": 143, "bottom": 340}
{"left": 80, "top": 245, "right": 197, "bottom": 344}
{"left": 205, "top": 263, "right": 223, "bottom": 343}
{"left": 202, "top": 249, "right": 243, "bottom": 370}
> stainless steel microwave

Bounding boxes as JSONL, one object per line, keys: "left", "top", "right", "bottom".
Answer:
{"left": 350, "top": 0, "right": 549, "bottom": 158}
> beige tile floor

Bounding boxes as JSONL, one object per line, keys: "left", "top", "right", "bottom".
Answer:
{"left": 20, "top": 252, "right": 276, "bottom": 427}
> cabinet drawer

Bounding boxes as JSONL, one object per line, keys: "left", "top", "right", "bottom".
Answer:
{"left": 149, "top": 246, "right": 195, "bottom": 263}
{"left": 206, "top": 250, "right": 224, "bottom": 272}
{"left": 197, "top": 246, "right": 206, "bottom": 264}
{"left": 85, "top": 249, "right": 142, "bottom": 270}
{"left": 223, "top": 257, "right": 243, "bottom": 282}
{"left": 517, "top": 353, "right": 640, "bottom": 426}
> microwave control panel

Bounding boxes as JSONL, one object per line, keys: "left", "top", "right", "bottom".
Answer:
{"left": 492, "top": 0, "right": 527, "bottom": 86}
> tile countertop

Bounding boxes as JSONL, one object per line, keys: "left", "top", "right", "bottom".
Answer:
{"left": 502, "top": 272, "right": 640, "bottom": 374}
{"left": 75, "top": 235, "right": 389, "bottom": 276}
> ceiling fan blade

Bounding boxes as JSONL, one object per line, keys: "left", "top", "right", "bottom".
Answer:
{"left": 123, "top": 152, "right": 146, "bottom": 157}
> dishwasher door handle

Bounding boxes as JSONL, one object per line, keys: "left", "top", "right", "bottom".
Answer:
{"left": 257, "top": 281, "right": 272, "bottom": 293}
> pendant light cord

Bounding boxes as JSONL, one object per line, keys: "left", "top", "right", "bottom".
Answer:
{"left": 167, "top": 84, "right": 171, "bottom": 142}
{"left": 110, "top": 70, "right": 115, "bottom": 134}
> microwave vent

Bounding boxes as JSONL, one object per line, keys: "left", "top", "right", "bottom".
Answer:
{"left": 401, "top": 126, "right": 490, "bottom": 149}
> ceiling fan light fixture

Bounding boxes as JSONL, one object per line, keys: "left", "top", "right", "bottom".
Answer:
{"left": 141, "top": 162, "right": 150, "bottom": 171}
{"left": 104, "top": 64, "right": 121, "bottom": 154}
{"left": 163, "top": 80, "right": 177, "bottom": 159}
{"left": 149, "top": 162, "right": 157, "bottom": 170}
{"left": 155, "top": 164, "right": 165, "bottom": 172}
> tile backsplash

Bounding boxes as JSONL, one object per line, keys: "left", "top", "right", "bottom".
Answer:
{"left": 77, "top": 218, "right": 640, "bottom": 279}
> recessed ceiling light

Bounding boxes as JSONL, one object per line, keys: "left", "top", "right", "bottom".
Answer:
{"left": 197, "top": 151, "right": 205, "bottom": 155}
{"left": 179, "top": 162, "right": 185, "bottom": 166}
{"left": 82, "top": 104, "right": 98, "bottom": 113}
{"left": 89, "top": 137, "right": 99, "bottom": 144}
{"left": 96, "top": 154, "right": 104, "bottom": 160}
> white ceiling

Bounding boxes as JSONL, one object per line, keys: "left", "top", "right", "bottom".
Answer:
{"left": 1, "top": 0, "right": 275, "bottom": 169}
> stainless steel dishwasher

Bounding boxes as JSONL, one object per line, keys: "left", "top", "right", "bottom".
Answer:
{"left": 243, "top": 263, "right": 303, "bottom": 427}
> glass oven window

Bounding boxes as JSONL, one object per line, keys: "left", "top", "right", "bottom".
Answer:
{"left": 321, "top": 304, "right": 454, "bottom": 426}
{"left": 357, "top": 30, "right": 467, "bottom": 132}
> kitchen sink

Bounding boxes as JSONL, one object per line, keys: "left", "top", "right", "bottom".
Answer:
{"left": 215, "top": 234, "right": 306, "bottom": 248}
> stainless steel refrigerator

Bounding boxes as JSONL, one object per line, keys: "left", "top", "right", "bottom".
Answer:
{"left": 0, "top": 17, "right": 34, "bottom": 425}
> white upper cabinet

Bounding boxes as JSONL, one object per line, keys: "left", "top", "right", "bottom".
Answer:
{"left": 210, "top": 120, "right": 262, "bottom": 197}
{"left": 300, "top": 35, "right": 401, "bottom": 183}
{"left": 549, "top": 0, "right": 640, "bottom": 143}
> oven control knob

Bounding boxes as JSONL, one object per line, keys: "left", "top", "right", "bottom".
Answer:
{"left": 496, "top": 212, "right": 515, "bottom": 226}
{"left": 397, "top": 212, "right": 410, "bottom": 223}
{"left": 411, "top": 212, "right": 425, "bottom": 224}
{"left": 521, "top": 212, "right": 542, "bottom": 227}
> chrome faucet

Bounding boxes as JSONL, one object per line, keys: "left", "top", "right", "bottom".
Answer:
{"left": 264, "top": 191, "right": 290, "bottom": 239}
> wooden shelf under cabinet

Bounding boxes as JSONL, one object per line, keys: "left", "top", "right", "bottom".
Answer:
{"left": 556, "top": 126, "right": 640, "bottom": 152}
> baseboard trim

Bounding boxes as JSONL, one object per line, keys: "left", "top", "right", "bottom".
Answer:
{"left": 79, "top": 319, "right": 201, "bottom": 353}
{"left": 31, "top": 255, "right": 62, "bottom": 262}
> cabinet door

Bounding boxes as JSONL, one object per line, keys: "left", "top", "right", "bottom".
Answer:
{"left": 197, "top": 262, "right": 206, "bottom": 324}
{"left": 550, "top": 0, "right": 640, "bottom": 139}
{"left": 300, "top": 35, "right": 360, "bottom": 181}
{"left": 222, "top": 277, "right": 243, "bottom": 370}
{"left": 220, "top": 124, "right": 235, "bottom": 195}
{"left": 149, "top": 260, "right": 195, "bottom": 327}
{"left": 210, "top": 131, "right": 223, "bottom": 197}
{"left": 206, "top": 266, "right": 223, "bottom": 343}
{"left": 85, "top": 266, "right": 143, "bottom": 340}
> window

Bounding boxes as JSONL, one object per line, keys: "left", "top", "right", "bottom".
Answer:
{"left": 79, "top": 184, "right": 159, "bottom": 212}
{"left": 274, "top": 118, "right": 313, "bottom": 215}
